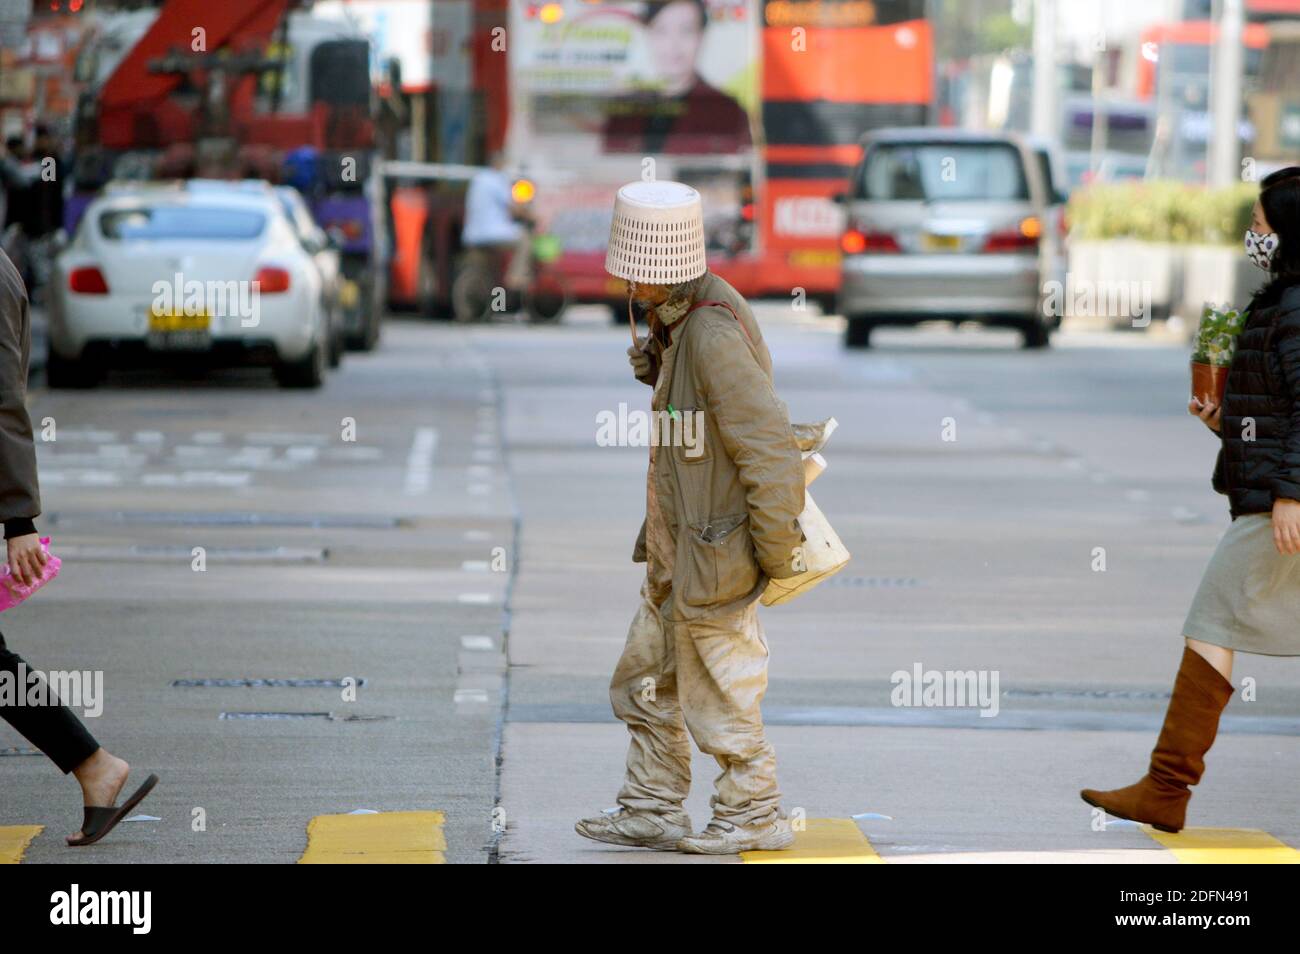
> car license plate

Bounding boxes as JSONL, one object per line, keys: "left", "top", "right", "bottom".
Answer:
{"left": 148, "top": 310, "right": 211, "bottom": 350}
{"left": 922, "top": 233, "right": 962, "bottom": 252}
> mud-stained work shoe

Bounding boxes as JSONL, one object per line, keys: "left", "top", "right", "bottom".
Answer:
{"left": 574, "top": 808, "right": 692, "bottom": 851}
{"left": 677, "top": 816, "right": 794, "bottom": 854}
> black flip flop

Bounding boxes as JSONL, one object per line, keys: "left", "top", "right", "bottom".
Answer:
{"left": 67, "top": 773, "right": 159, "bottom": 847}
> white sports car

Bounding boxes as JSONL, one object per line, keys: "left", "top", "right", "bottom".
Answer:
{"left": 48, "top": 180, "right": 332, "bottom": 388}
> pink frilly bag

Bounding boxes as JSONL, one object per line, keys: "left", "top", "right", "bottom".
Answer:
{"left": 0, "top": 537, "right": 62, "bottom": 611}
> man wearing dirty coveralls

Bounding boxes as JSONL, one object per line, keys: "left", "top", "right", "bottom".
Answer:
{"left": 575, "top": 181, "right": 805, "bottom": 854}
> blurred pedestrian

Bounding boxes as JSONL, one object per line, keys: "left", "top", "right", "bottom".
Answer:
{"left": 1, "top": 137, "right": 32, "bottom": 251}
{"left": 0, "top": 246, "right": 158, "bottom": 846}
{"left": 460, "top": 151, "right": 533, "bottom": 294}
{"left": 25, "top": 124, "right": 65, "bottom": 242}
{"left": 575, "top": 181, "right": 804, "bottom": 853}
{"left": 1082, "top": 167, "right": 1300, "bottom": 832}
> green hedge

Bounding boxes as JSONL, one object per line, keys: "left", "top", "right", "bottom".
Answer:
{"left": 1067, "top": 180, "right": 1257, "bottom": 245}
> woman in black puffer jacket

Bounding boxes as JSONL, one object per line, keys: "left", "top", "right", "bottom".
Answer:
{"left": 1082, "top": 167, "right": 1300, "bottom": 833}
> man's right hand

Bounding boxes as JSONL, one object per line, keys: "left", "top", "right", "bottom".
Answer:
{"left": 628, "top": 340, "right": 653, "bottom": 380}
{"left": 1189, "top": 397, "right": 1221, "bottom": 433}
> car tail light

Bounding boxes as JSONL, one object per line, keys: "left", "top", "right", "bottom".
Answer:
{"left": 841, "top": 229, "right": 900, "bottom": 254}
{"left": 983, "top": 217, "right": 1042, "bottom": 252}
{"left": 254, "top": 266, "right": 291, "bottom": 294}
{"left": 68, "top": 266, "right": 109, "bottom": 294}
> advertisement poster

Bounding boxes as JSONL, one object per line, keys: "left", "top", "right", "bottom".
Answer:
{"left": 509, "top": 0, "right": 758, "bottom": 256}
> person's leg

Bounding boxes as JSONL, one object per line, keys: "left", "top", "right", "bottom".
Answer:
{"left": 675, "top": 603, "right": 789, "bottom": 852}
{"left": 0, "top": 630, "right": 135, "bottom": 842}
{"left": 0, "top": 629, "right": 100, "bottom": 773}
{"left": 1081, "top": 641, "right": 1235, "bottom": 832}
{"left": 1187, "top": 637, "right": 1234, "bottom": 681}
{"left": 608, "top": 586, "right": 690, "bottom": 814}
{"left": 576, "top": 582, "right": 692, "bottom": 848}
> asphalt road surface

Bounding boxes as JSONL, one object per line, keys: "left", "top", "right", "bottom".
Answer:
{"left": 3, "top": 306, "right": 1297, "bottom": 864}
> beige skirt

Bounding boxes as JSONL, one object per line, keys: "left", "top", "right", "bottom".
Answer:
{"left": 1183, "top": 513, "right": 1300, "bottom": 656}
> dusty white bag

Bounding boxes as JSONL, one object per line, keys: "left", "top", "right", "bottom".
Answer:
{"left": 761, "top": 418, "right": 850, "bottom": 606}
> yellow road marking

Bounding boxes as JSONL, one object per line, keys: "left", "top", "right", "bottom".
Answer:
{"left": 1144, "top": 827, "right": 1300, "bottom": 864}
{"left": 0, "top": 826, "right": 43, "bottom": 864}
{"left": 742, "top": 818, "right": 884, "bottom": 864}
{"left": 297, "top": 811, "right": 446, "bottom": 864}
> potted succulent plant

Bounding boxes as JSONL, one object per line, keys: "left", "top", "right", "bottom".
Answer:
{"left": 1191, "top": 303, "right": 1246, "bottom": 406}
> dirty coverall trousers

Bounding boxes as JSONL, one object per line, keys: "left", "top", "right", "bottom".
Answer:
{"left": 610, "top": 580, "right": 780, "bottom": 827}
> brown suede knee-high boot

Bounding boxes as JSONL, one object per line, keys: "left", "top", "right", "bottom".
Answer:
{"left": 1081, "top": 647, "right": 1234, "bottom": 833}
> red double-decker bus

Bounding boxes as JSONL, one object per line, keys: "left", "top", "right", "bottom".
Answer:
{"left": 757, "top": 0, "right": 932, "bottom": 305}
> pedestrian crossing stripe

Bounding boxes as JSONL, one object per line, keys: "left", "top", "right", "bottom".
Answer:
{"left": 0, "top": 826, "right": 43, "bottom": 864}
{"left": 1143, "top": 827, "right": 1300, "bottom": 864}
{"left": 741, "top": 818, "right": 884, "bottom": 864}
{"left": 297, "top": 811, "right": 446, "bottom": 864}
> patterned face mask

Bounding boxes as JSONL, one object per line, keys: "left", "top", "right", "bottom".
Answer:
{"left": 1244, "top": 228, "right": 1279, "bottom": 271}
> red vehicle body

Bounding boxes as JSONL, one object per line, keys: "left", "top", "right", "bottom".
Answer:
{"left": 757, "top": 0, "right": 932, "bottom": 303}
{"left": 1135, "top": 20, "right": 1270, "bottom": 101}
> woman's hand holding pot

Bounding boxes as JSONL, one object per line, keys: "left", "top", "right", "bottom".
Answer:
{"left": 1189, "top": 397, "right": 1222, "bottom": 433}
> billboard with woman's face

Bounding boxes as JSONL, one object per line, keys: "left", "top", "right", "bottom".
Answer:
{"left": 507, "top": 1, "right": 759, "bottom": 261}
{"left": 510, "top": 0, "right": 758, "bottom": 158}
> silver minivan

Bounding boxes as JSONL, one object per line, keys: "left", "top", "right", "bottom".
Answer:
{"left": 836, "top": 128, "right": 1062, "bottom": 349}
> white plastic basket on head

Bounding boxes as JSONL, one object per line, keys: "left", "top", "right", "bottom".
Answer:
{"left": 605, "top": 180, "right": 707, "bottom": 285}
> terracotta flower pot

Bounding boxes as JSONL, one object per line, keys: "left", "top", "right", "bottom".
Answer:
{"left": 1190, "top": 360, "right": 1229, "bottom": 406}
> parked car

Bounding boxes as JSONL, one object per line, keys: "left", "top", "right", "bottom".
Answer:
{"left": 275, "top": 185, "right": 345, "bottom": 368}
{"left": 837, "top": 128, "right": 1061, "bottom": 349}
{"left": 48, "top": 180, "right": 332, "bottom": 388}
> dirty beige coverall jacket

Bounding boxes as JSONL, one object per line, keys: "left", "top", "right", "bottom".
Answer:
{"left": 611, "top": 270, "right": 804, "bottom": 828}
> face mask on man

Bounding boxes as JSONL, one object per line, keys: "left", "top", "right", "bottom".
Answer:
{"left": 1245, "top": 228, "right": 1279, "bottom": 271}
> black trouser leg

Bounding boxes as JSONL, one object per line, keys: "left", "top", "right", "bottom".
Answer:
{"left": 0, "top": 629, "right": 100, "bottom": 774}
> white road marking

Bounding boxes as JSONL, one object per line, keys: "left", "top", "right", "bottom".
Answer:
{"left": 463, "top": 530, "right": 491, "bottom": 542}
{"left": 58, "top": 429, "right": 119, "bottom": 443}
{"left": 192, "top": 431, "right": 225, "bottom": 444}
{"left": 174, "top": 445, "right": 217, "bottom": 459}
{"left": 228, "top": 446, "right": 275, "bottom": 466}
{"left": 460, "top": 636, "right": 495, "bottom": 651}
{"left": 180, "top": 471, "right": 252, "bottom": 486}
{"left": 461, "top": 560, "right": 490, "bottom": 572}
{"left": 404, "top": 427, "right": 438, "bottom": 495}
{"left": 34, "top": 471, "right": 124, "bottom": 486}
{"left": 247, "top": 432, "right": 329, "bottom": 446}
{"left": 457, "top": 593, "right": 491, "bottom": 604}
{"left": 133, "top": 431, "right": 165, "bottom": 444}
{"left": 454, "top": 689, "right": 489, "bottom": 704}
{"left": 285, "top": 446, "right": 319, "bottom": 462}
{"left": 326, "top": 446, "right": 384, "bottom": 461}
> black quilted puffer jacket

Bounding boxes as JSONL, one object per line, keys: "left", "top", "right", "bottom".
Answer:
{"left": 1213, "top": 282, "right": 1300, "bottom": 517}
